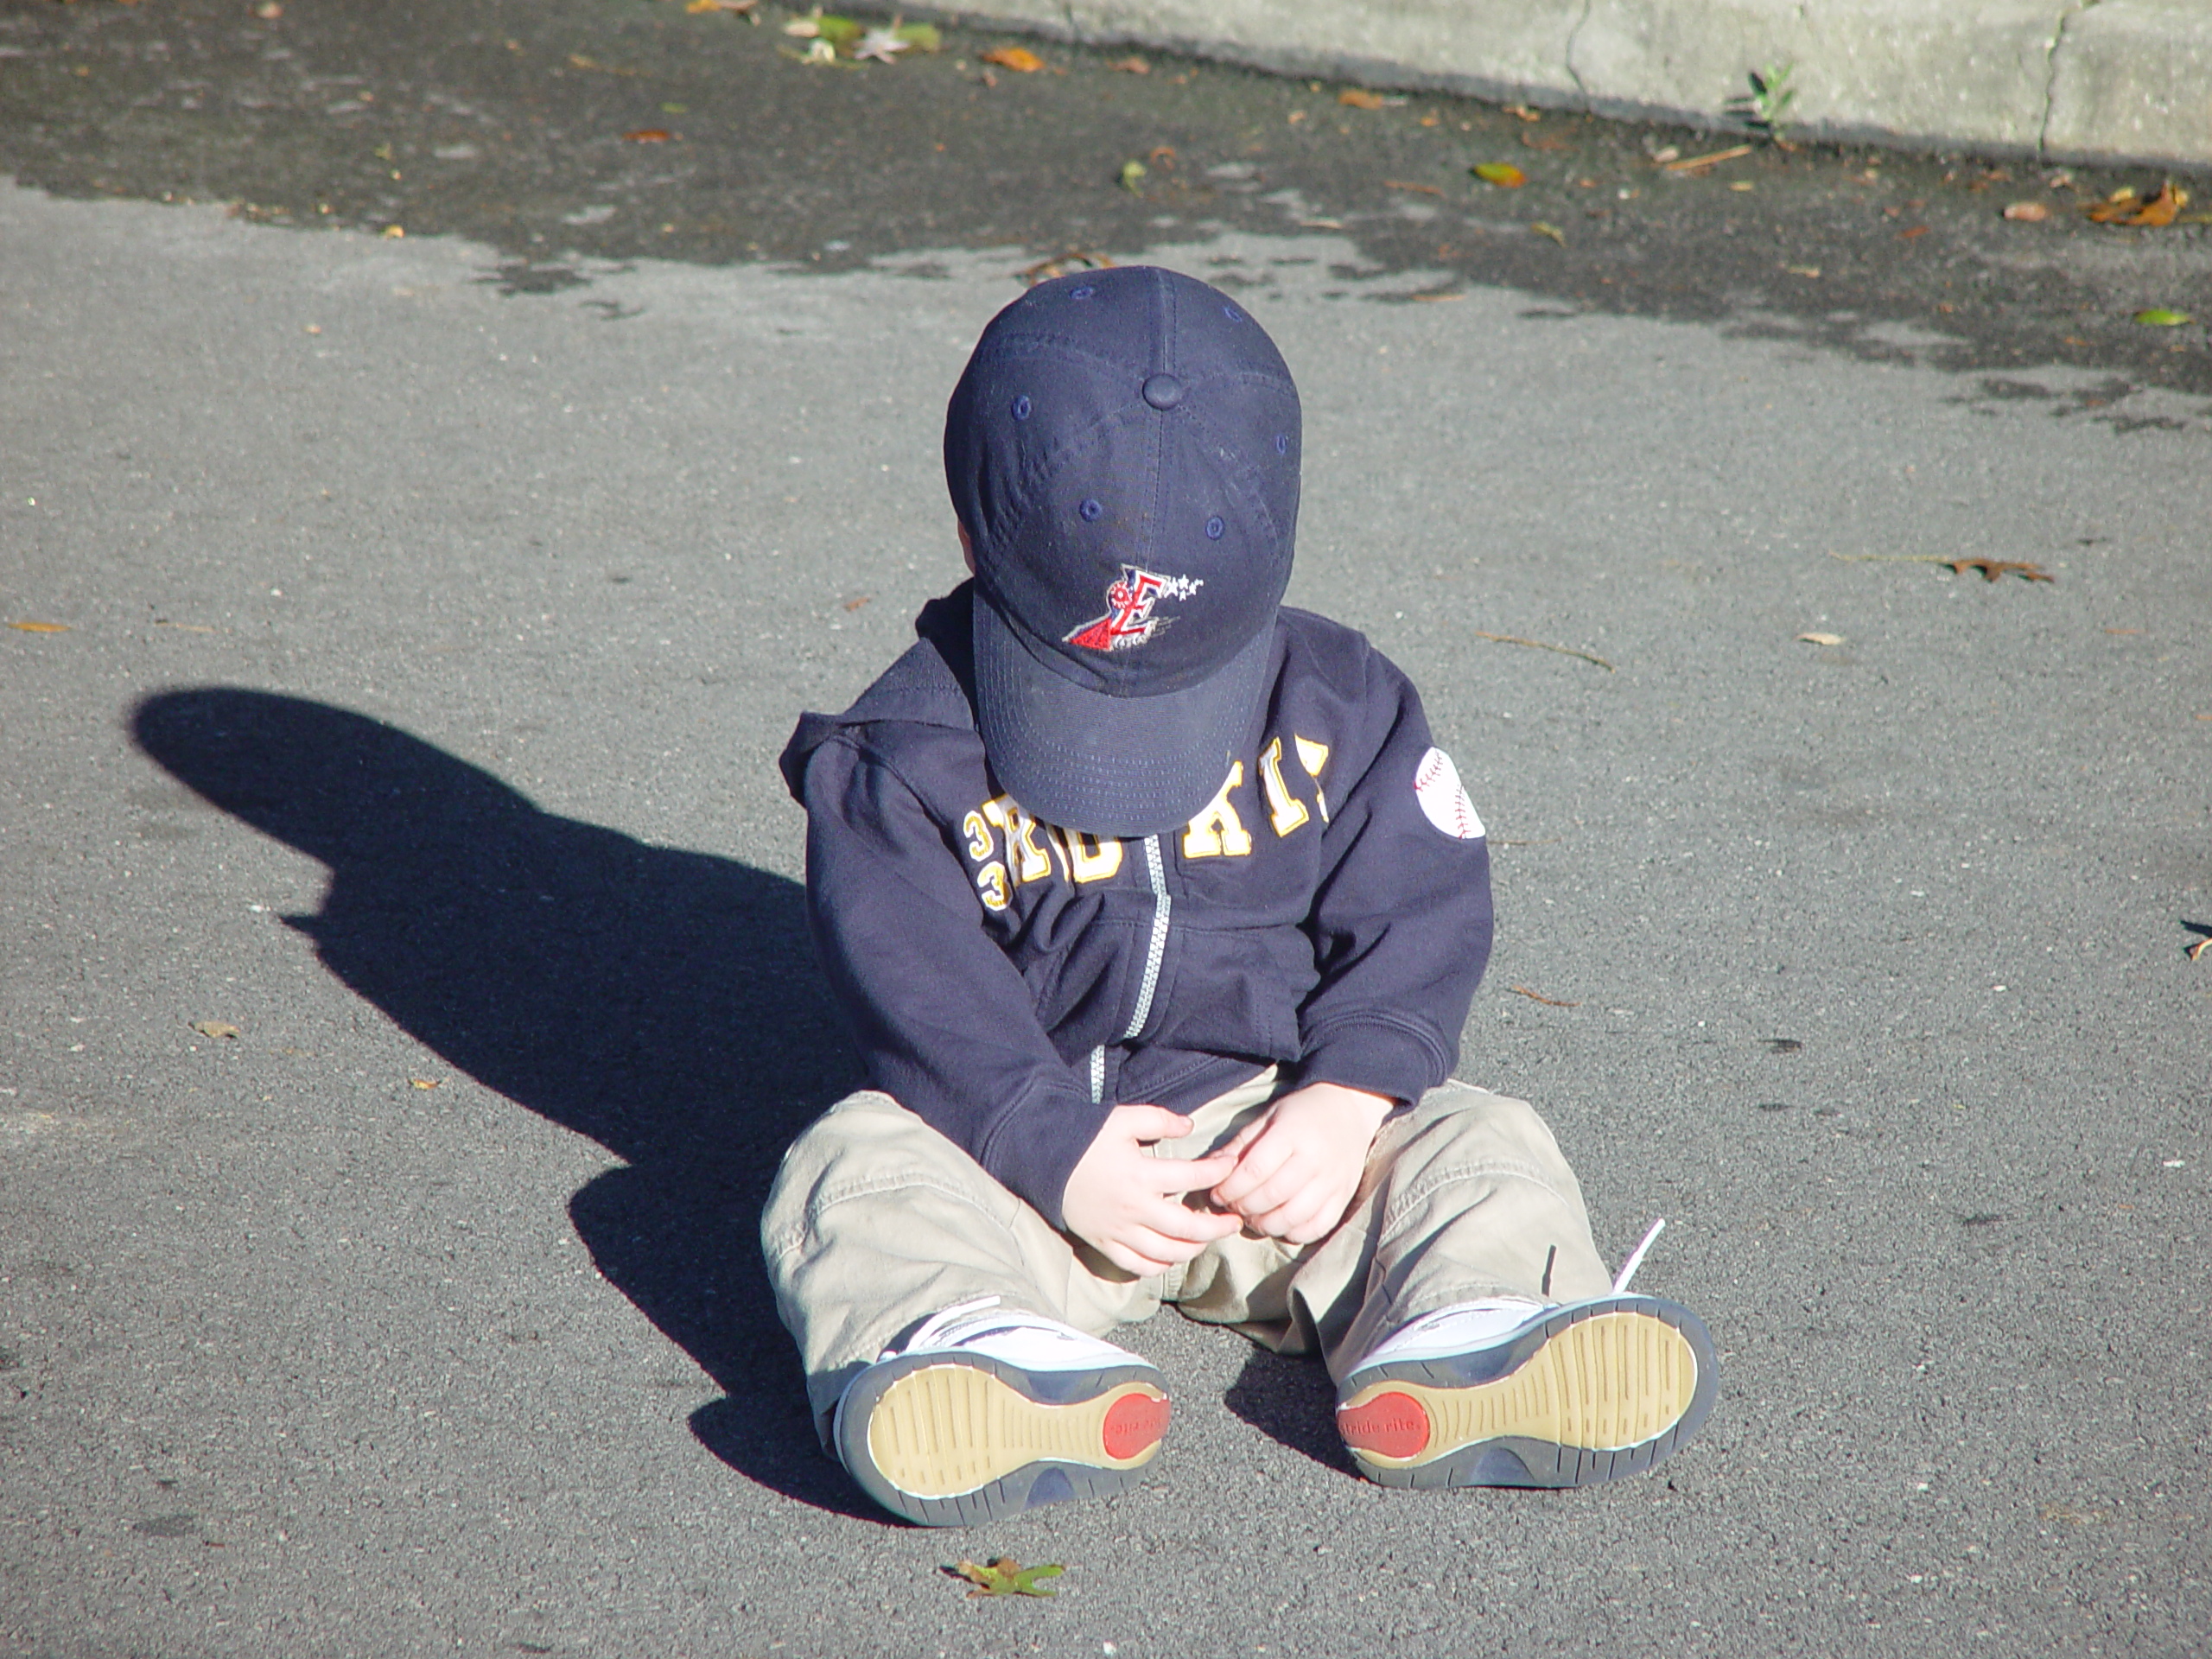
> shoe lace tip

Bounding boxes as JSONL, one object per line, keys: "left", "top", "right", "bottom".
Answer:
{"left": 1611, "top": 1216, "right": 1666, "bottom": 1295}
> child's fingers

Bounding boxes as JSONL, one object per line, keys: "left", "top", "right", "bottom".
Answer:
{"left": 1230, "top": 1160, "right": 1333, "bottom": 1230}
{"left": 1241, "top": 1199, "right": 1312, "bottom": 1243}
{"left": 1153, "top": 1147, "right": 1239, "bottom": 1195}
{"left": 1255, "top": 1198, "right": 1329, "bottom": 1244}
{"left": 1214, "top": 1111, "right": 1271, "bottom": 1160}
{"left": 1211, "top": 1134, "right": 1296, "bottom": 1209}
{"left": 1098, "top": 1236, "right": 1179, "bottom": 1276}
{"left": 1119, "top": 1104, "right": 1194, "bottom": 1143}
{"left": 1122, "top": 1214, "right": 1236, "bottom": 1269}
{"left": 1143, "top": 1193, "right": 1245, "bottom": 1243}
{"left": 1249, "top": 1179, "right": 1354, "bottom": 1244}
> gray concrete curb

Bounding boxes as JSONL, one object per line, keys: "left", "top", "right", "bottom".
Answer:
{"left": 933, "top": 1, "right": 2212, "bottom": 169}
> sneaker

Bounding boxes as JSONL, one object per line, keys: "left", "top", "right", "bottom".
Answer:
{"left": 1336, "top": 1221, "right": 1717, "bottom": 1490}
{"left": 832, "top": 1297, "right": 1173, "bottom": 1526}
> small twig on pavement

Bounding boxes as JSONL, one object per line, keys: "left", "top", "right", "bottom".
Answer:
{"left": 1508, "top": 985, "right": 1582, "bottom": 1007}
{"left": 1663, "top": 143, "right": 1754, "bottom": 172}
{"left": 1471, "top": 630, "right": 1614, "bottom": 671}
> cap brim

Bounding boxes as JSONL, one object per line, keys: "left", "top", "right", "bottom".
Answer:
{"left": 971, "top": 588, "right": 1276, "bottom": 839}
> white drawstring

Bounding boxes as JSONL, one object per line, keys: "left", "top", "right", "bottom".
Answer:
{"left": 1611, "top": 1217, "right": 1666, "bottom": 1294}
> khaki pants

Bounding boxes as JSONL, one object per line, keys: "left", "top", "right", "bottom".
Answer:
{"left": 760, "top": 1069, "right": 1614, "bottom": 1438}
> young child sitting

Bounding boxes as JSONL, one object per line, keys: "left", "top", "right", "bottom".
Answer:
{"left": 768, "top": 266, "right": 1715, "bottom": 1526}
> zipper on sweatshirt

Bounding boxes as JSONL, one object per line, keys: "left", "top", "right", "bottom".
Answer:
{"left": 1088, "top": 833, "right": 1173, "bottom": 1104}
{"left": 1124, "top": 834, "right": 1171, "bottom": 1039}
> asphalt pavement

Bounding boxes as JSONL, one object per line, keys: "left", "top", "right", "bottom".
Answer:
{"left": 3, "top": 3, "right": 2209, "bottom": 1657}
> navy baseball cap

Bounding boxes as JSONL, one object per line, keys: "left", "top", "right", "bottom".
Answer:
{"left": 944, "top": 266, "right": 1301, "bottom": 838}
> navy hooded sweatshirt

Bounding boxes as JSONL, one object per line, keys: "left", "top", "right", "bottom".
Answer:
{"left": 778, "top": 582, "right": 1495, "bottom": 1228}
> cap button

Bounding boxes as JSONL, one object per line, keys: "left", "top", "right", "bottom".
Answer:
{"left": 1141, "top": 372, "right": 1185, "bottom": 410}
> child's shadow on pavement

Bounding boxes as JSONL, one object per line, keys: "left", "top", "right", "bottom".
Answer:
{"left": 132, "top": 687, "right": 876, "bottom": 1518}
{"left": 1223, "top": 1348, "right": 1358, "bottom": 1475}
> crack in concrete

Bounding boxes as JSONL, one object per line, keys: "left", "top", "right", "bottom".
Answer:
{"left": 1561, "top": 0, "right": 1597, "bottom": 105}
{"left": 2037, "top": 0, "right": 2099, "bottom": 160}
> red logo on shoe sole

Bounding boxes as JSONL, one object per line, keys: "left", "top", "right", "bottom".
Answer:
{"left": 1338, "top": 1391, "right": 1431, "bottom": 1460}
{"left": 1101, "top": 1391, "right": 1171, "bottom": 1461}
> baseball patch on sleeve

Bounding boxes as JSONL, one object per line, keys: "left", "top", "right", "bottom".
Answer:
{"left": 1413, "top": 747, "right": 1485, "bottom": 841}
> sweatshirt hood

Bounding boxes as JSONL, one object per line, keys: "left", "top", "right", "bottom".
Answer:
{"left": 779, "top": 582, "right": 981, "bottom": 803}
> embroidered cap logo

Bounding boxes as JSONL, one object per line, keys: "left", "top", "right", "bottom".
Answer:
{"left": 1065, "top": 564, "right": 1205, "bottom": 653}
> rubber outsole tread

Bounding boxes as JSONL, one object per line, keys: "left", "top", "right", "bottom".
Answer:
{"left": 1337, "top": 1295, "right": 1717, "bottom": 1491}
{"left": 836, "top": 1352, "right": 1169, "bottom": 1527}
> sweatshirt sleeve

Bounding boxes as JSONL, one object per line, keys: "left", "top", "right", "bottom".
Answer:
{"left": 797, "top": 731, "right": 1109, "bottom": 1226}
{"left": 1294, "top": 655, "right": 1493, "bottom": 1103}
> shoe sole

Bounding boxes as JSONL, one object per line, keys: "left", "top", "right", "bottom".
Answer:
{"left": 1336, "top": 1296, "right": 1716, "bottom": 1490}
{"left": 836, "top": 1352, "right": 1170, "bottom": 1527}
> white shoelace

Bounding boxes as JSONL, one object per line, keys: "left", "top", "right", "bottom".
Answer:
{"left": 887, "top": 1295, "right": 1132, "bottom": 1365}
{"left": 1611, "top": 1217, "right": 1666, "bottom": 1295}
{"left": 895, "top": 1294, "right": 1006, "bottom": 1355}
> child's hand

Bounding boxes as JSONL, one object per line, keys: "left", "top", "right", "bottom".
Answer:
{"left": 1210, "top": 1082, "right": 1395, "bottom": 1244}
{"left": 1062, "top": 1105, "right": 1245, "bottom": 1277}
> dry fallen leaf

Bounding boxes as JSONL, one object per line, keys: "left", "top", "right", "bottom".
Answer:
{"left": 2133, "top": 308, "right": 2193, "bottom": 327}
{"left": 1502, "top": 103, "right": 1542, "bottom": 123}
{"left": 1383, "top": 179, "right": 1442, "bottom": 196}
{"left": 1471, "top": 162, "right": 1525, "bottom": 189}
{"left": 1529, "top": 221, "right": 1566, "bottom": 245}
{"left": 1898, "top": 225, "right": 1929, "bottom": 240}
{"left": 981, "top": 46, "right": 1043, "bottom": 73}
{"left": 685, "top": 0, "right": 757, "bottom": 12}
{"left": 1519, "top": 130, "right": 1570, "bottom": 152}
{"left": 1020, "top": 250, "right": 1115, "bottom": 285}
{"left": 190, "top": 1020, "right": 241, "bottom": 1040}
{"left": 8, "top": 620, "right": 70, "bottom": 633}
{"left": 1796, "top": 632, "right": 1845, "bottom": 646}
{"left": 410, "top": 1077, "right": 442, "bottom": 1090}
{"left": 1107, "top": 54, "right": 1149, "bottom": 74}
{"left": 2002, "top": 200, "right": 2049, "bottom": 222}
{"left": 1338, "top": 88, "right": 1385, "bottom": 111}
{"left": 1948, "top": 558, "right": 2054, "bottom": 583}
{"left": 2089, "top": 181, "right": 2186, "bottom": 226}
{"left": 623, "top": 128, "right": 673, "bottom": 143}
{"left": 952, "top": 1557, "right": 1064, "bottom": 1599}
